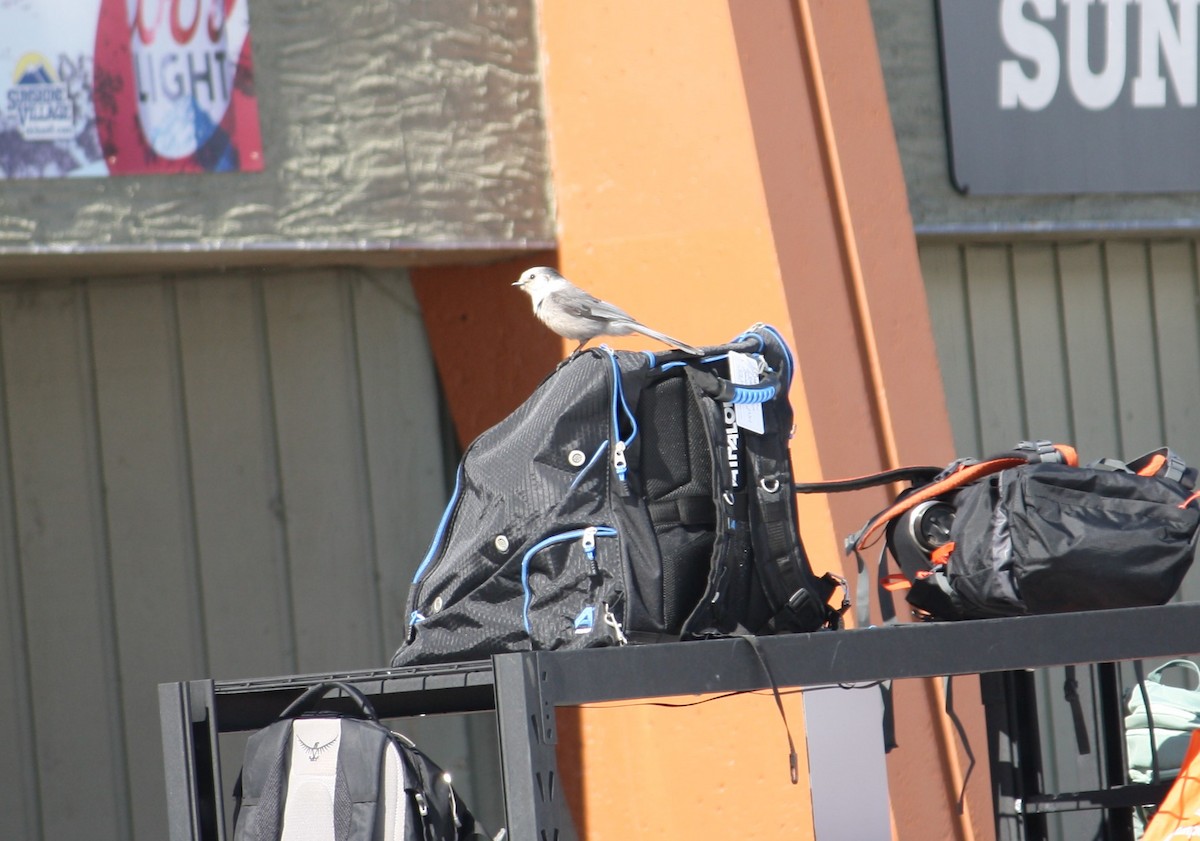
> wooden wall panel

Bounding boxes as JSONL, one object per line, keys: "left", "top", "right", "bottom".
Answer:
{"left": 263, "top": 273, "right": 382, "bottom": 671}
{"left": 175, "top": 277, "right": 294, "bottom": 680}
{"left": 1058, "top": 243, "right": 1123, "bottom": 457}
{"left": 350, "top": 275, "right": 447, "bottom": 653}
{"left": 1106, "top": 242, "right": 1165, "bottom": 455}
{"left": 0, "top": 268, "right": 493, "bottom": 841}
{"left": 963, "top": 245, "right": 1025, "bottom": 453}
{"left": 1149, "top": 243, "right": 1200, "bottom": 453}
{"left": 0, "top": 297, "right": 41, "bottom": 841}
{"left": 1011, "top": 244, "right": 1072, "bottom": 436}
{"left": 90, "top": 282, "right": 207, "bottom": 841}
{"left": 922, "top": 243, "right": 980, "bottom": 455}
{"left": 0, "top": 284, "right": 128, "bottom": 840}
{"left": 922, "top": 236, "right": 1200, "bottom": 536}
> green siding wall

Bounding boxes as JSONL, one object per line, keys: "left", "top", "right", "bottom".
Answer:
{"left": 0, "top": 268, "right": 499, "bottom": 841}
{"left": 922, "top": 239, "right": 1200, "bottom": 470}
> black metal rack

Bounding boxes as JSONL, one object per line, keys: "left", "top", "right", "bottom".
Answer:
{"left": 159, "top": 602, "right": 1200, "bottom": 841}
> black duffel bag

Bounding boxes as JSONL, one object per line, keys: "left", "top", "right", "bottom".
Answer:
{"left": 814, "top": 441, "right": 1200, "bottom": 621}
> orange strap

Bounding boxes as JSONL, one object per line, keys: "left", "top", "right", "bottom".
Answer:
{"left": 1180, "top": 490, "right": 1200, "bottom": 510}
{"left": 930, "top": 542, "right": 955, "bottom": 566}
{"left": 854, "top": 444, "right": 1077, "bottom": 552}
{"left": 1136, "top": 452, "right": 1167, "bottom": 477}
{"left": 855, "top": 457, "right": 1027, "bottom": 550}
{"left": 883, "top": 543, "right": 953, "bottom": 591}
{"left": 1054, "top": 443, "right": 1079, "bottom": 467}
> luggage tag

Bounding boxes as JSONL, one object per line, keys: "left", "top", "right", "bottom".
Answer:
{"left": 727, "top": 350, "right": 765, "bottom": 434}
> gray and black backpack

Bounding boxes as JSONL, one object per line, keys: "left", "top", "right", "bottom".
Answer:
{"left": 390, "top": 324, "right": 846, "bottom": 667}
{"left": 232, "top": 681, "right": 488, "bottom": 841}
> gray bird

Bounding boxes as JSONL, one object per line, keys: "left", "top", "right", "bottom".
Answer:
{"left": 513, "top": 266, "right": 702, "bottom": 354}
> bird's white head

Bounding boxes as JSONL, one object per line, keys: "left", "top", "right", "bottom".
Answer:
{"left": 511, "top": 267, "right": 556, "bottom": 293}
{"left": 512, "top": 266, "right": 563, "bottom": 300}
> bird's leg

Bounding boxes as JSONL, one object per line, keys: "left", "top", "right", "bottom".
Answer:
{"left": 572, "top": 339, "right": 588, "bottom": 354}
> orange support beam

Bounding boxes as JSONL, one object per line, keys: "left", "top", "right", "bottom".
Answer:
{"left": 534, "top": 0, "right": 991, "bottom": 838}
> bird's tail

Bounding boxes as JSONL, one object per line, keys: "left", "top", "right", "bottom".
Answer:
{"left": 626, "top": 322, "right": 703, "bottom": 355}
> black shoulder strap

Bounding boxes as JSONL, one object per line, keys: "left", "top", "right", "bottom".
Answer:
{"left": 744, "top": 399, "right": 841, "bottom": 632}
{"left": 233, "top": 720, "right": 292, "bottom": 841}
{"left": 390, "top": 733, "right": 494, "bottom": 841}
{"left": 793, "top": 465, "right": 942, "bottom": 495}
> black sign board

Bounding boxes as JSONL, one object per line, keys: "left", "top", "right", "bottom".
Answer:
{"left": 937, "top": 0, "right": 1200, "bottom": 195}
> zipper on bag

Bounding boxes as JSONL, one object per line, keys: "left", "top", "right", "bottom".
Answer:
{"left": 602, "top": 347, "right": 638, "bottom": 495}
{"left": 521, "top": 525, "right": 618, "bottom": 636}
{"left": 406, "top": 462, "right": 466, "bottom": 633}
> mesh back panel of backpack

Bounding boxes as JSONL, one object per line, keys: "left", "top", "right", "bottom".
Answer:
{"left": 639, "top": 375, "right": 714, "bottom": 629}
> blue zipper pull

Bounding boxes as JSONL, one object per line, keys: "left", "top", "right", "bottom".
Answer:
{"left": 581, "top": 526, "right": 598, "bottom": 560}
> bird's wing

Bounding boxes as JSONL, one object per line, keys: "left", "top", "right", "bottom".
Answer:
{"left": 545, "top": 287, "right": 634, "bottom": 323}
{"left": 575, "top": 294, "right": 636, "bottom": 324}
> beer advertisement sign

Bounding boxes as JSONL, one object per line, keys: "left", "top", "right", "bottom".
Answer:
{"left": 1, "top": 0, "right": 264, "bottom": 179}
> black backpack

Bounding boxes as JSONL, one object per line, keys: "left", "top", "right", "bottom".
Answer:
{"left": 390, "top": 325, "right": 845, "bottom": 667}
{"left": 826, "top": 441, "right": 1200, "bottom": 621}
{"left": 232, "top": 681, "right": 488, "bottom": 841}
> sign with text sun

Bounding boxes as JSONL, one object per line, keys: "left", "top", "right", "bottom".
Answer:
{"left": 938, "top": 0, "right": 1200, "bottom": 195}
{"left": 1, "top": 0, "right": 264, "bottom": 179}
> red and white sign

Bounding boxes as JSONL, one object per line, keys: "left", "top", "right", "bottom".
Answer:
{"left": 0, "top": 0, "right": 263, "bottom": 178}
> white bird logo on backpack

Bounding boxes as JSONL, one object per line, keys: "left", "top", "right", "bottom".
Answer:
{"left": 296, "top": 734, "right": 338, "bottom": 761}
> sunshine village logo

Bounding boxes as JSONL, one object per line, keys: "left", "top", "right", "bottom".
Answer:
{"left": 6, "top": 53, "right": 75, "bottom": 142}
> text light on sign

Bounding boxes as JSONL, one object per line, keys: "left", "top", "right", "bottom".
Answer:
{"left": 95, "top": 0, "right": 264, "bottom": 175}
